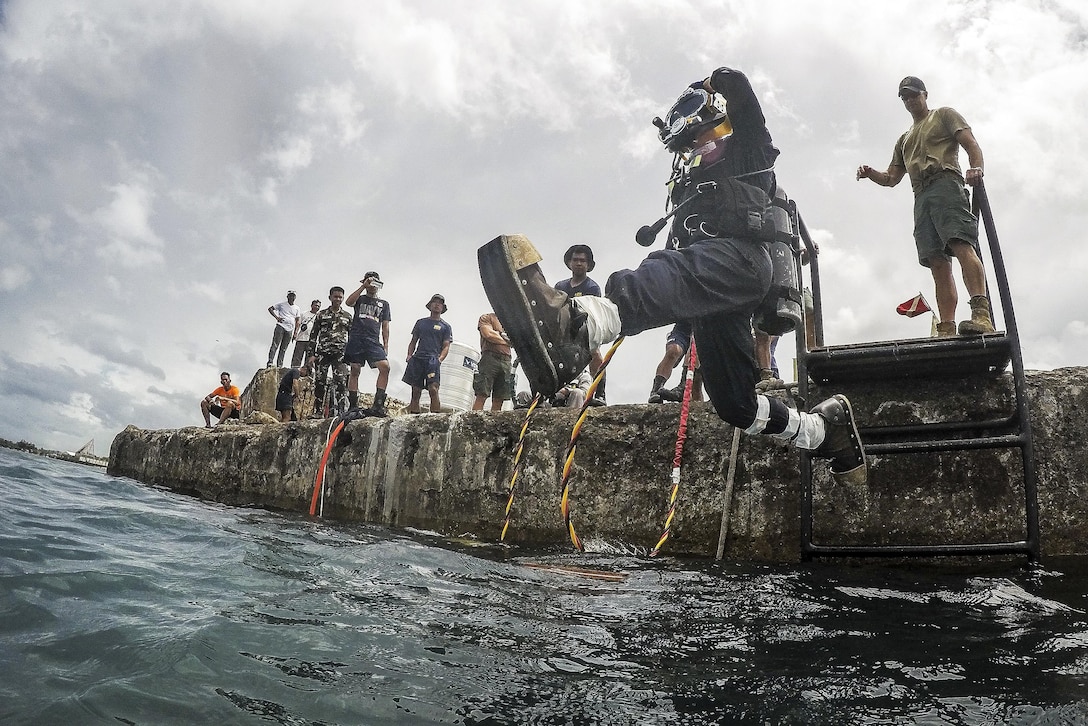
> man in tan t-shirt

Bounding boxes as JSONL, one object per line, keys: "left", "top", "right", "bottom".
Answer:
{"left": 472, "top": 312, "right": 512, "bottom": 411}
{"left": 856, "top": 75, "right": 994, "bottom": 337}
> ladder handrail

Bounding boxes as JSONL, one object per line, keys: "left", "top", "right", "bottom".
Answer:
{"left": 973, "top": 181, "right": 1040, "bottom": 554}
{"left": 795, "top": 180, "right": 1039, "bottom": 560}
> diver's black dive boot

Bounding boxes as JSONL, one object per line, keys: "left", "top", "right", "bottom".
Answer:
{"left": 810, "top": 395, "right": 867, "bottom": 484}
{"left": 478, "top": 235, "right": 592, "bottom": 397}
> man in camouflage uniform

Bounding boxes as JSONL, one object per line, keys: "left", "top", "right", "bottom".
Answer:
{"left": 308, "top": 285, "right": 353, "bottom": 418}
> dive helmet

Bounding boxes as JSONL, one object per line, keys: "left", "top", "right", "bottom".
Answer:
{"left": 654, "top": 87, "right": 731, "bottom": 153}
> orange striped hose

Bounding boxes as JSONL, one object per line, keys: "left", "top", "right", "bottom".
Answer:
{"left": 500, "top": 394, "right": 542, "bottom": 541}
{"left": 560, "top": 336, "right": 624, "bottom": 551}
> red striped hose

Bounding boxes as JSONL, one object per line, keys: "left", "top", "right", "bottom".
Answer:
{"left": 650, "top": 336, "right": 697, "bottom": 556}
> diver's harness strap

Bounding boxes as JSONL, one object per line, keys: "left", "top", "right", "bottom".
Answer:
{"left": 670, "top": 164, "right": 778, "bottom": 248}
{"left": 766, "top": 282, "right": 804, "bottom": 306}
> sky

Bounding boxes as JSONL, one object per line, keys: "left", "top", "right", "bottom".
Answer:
{"left": 1, "top": 0, "right": 1086, "bottom": 451}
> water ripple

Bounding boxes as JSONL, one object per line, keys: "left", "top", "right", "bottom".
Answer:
{"left": 2, "top": 447, "right": 1088, "bottom": 724}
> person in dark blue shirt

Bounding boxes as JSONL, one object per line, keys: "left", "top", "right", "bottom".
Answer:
{"left": 403, "top": 294, "right": 453, "bottom": 414}
{"left": 553, "top": 245, "right": 602, "bottom": 298}
{"left": 554, "top": 245, "right": 606, "bottom": 405}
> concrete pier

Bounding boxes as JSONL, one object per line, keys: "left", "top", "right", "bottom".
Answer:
{"left": 108, "top": 368, "right": 1088, "bottom": 561}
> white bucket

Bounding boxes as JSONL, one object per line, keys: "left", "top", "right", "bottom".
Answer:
{"left": 438, "top": 341, "right": 480, "bottom": 412}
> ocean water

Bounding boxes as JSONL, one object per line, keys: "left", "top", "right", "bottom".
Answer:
{"left": 1, "top": 446, "right": 1087, "bottom": 725}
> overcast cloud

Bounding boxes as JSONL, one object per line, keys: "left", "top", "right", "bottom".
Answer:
{"left": 1, "top": 0, "right": 1086, "bottom": 451}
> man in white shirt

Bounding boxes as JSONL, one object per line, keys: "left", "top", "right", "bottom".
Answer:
{"left": 266, "top": 290, "right": 301, "bottom": 368}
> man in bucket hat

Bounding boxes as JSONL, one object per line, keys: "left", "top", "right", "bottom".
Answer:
{"left": 555, "top": 244, "right": 606, "bottom": 405}
{"left": 402, "top": 294, "right": 453, "bottom": 414}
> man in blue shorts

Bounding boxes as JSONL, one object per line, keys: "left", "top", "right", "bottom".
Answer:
{"left": 648, "top": 321, "right": 703, "bottom": 403}
{"left": 403, "top": 294, "right": 453, "bottom": 413}
{"left": 344, "top": 271, "right": 392, "bottom": 416}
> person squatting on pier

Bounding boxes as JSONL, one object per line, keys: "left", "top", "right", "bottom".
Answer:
{"left": 856, "top": 76, "right": 994, "bottom": 337}
{"left": 479, "top": 66, "right": 867, "bottom": 483}
{"left": 276, "top": 364, "right": 311, "bottom": 422}
{"left": 551, "top": 368, "right": 593, "bottom": 409}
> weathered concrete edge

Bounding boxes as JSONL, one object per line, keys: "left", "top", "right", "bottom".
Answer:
{"left": 108, "top": 368, "right": 1088, "bottom": 562}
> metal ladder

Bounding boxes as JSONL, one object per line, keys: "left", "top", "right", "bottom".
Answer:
{"left": 792, "top": 182, "right": 1040, "bottom": 560}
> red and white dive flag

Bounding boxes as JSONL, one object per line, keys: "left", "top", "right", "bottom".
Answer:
{"left": 896, "top": 293, "right": 932, "bottom": 318}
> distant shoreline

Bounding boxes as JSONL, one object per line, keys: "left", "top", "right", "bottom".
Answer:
{"left": 0, "top": 437, "right": 108, "bottom": 468}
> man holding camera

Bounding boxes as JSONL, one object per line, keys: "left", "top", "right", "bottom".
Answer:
{"left": 344, "top": 271, "right": 392, "bottom": 416}
{"left": 291, "top": 299, "right": 321, "bottom": 367}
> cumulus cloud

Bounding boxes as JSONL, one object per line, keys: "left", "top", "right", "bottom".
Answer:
{"left": 90, "top": 176, "right": 165, "bottom": 267}
{"left": 0, "top": 264, "right": 31, "bottom": 291}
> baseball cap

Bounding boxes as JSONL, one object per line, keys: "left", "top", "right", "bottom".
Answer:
{"left": 364, "top": 271, "right": 381, "bottom": 281}
{"left": 898, "top": 76, "right": 926, "bottom": 96}
{"left": 287, "top": 289, "right": 297, "bottom": 295}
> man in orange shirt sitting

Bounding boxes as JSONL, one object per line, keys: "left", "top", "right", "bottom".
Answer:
{"left": 201, "top": 371, "right": 242, "bottom": 427}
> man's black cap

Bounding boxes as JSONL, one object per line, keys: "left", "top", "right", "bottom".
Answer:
{"left": 898, "top": 76, "right": 926, "bottom": 96}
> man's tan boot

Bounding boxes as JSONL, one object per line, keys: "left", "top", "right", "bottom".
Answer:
{"left": 958, "top": 295, "right": 995, "bottom": 335}
{"left": 936, "top": 321, "right": 957, "bottom": 337}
